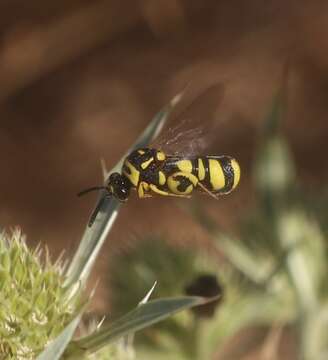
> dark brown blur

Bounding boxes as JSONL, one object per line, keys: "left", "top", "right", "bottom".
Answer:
{"left": 1, "top": 0, "right": 328, "bottom": 311}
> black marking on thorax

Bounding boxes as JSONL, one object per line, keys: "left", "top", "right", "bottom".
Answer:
{"left": 126, "top": 148, "right": 167, "bottom": 187}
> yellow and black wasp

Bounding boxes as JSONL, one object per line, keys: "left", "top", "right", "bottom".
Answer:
{"left": 123, "top": 148, "right": 240, "bottom": 200}
{"left": 79, "top": 145, "right": 240, "bottom": 226}
{"left": 79, "top": 86, "right": 240, "bottom": 226}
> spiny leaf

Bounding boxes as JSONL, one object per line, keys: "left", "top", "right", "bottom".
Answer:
{"left": 65, "top": 295, "right": 218, "bottom": 357}
{"left": 36, "top": 312, "right": 83, "bottom": 360}
{"left": 65, "top": 91, "right": 184, "bottom": 288}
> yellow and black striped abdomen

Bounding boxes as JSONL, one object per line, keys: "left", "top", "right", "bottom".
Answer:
{"left": 197, "top": 156, "right": 240, "bottom": 194}
{"left": 164, "top": 155, "right": 240, "bottom": 195}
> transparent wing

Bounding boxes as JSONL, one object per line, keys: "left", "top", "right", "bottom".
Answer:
{"left": 150, "top": 83, "right": 225, "bottom": 157}
{"left": 153, "top": 121, "right": 206, "bottom": 157}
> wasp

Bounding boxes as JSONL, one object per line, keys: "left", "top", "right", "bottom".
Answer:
{"left": 79, "top": 85, "right": 240, "bottom": 226}
{"left": 79, "top": 147, "right": 240, "bottom": 226}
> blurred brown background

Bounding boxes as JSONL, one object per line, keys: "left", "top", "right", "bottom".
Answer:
{"left": 1, "top": 0, "right": 328, "bottom": 310}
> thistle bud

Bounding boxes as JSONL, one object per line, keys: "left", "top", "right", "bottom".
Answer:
{"left": 0, "top": 229, "right": 81, "bottom": 359}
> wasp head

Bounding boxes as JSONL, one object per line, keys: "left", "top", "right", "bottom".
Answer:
{"left": 107, "top": 172, "right": 131, "bottom": 201}
{"left": 78, "top": 172, "right": 131, "bottom": 227}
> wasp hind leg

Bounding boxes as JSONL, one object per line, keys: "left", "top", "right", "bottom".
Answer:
{"left": 197, "top": 182, "right": 220, "bottom": 200}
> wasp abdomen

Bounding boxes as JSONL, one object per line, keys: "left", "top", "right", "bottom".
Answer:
{"left": 199, "top": 156, "right": 240, "bottom": 194}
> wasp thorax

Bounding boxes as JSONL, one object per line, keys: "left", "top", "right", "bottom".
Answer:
{"left": 108, "top": 172, "right": 131, "bottom": 201}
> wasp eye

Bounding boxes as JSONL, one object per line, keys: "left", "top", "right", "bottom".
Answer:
{"left": 156, "top": 150, "right": 166, "bottom": 161}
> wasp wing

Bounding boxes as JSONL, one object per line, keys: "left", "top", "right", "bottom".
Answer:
{"left": 153, "top": 124, "right": 206, "bottom": 157}
{"left": 150, "top": 83, "right": 225, "bottom": 157}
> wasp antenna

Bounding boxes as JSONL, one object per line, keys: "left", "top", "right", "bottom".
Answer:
{"left": 77, "top": 186, "right": 106, "bottom": 197}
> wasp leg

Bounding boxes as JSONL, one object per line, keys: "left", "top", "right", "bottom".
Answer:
{"left": 197, "top": 182, "right": 220, "bottom": 200}
{"left": 149, "top": 184, "right": 191, "bottom": 198}
{"left": 138, "top": 181, "right": 153, "bottom": 198}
